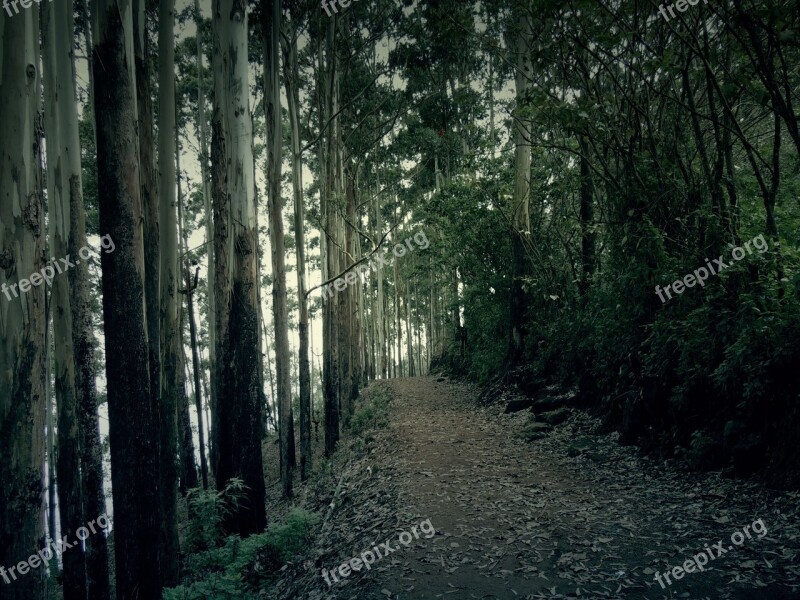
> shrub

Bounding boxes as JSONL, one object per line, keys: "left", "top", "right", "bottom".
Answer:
{"left": 164, "top": 509, "right": 320, "bottom": 599}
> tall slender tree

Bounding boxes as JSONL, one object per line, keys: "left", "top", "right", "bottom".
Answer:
{"left": 282, "top": 3, "right": 312, "bottom": 482}
{"left": 157, "top": 0, "right": 181, "bottom": 583}
{"left": 507, "top": 0, "right": 533, "bottom": 364}
{"left": 263, "top": 0, "right": 292, "bottom": 498}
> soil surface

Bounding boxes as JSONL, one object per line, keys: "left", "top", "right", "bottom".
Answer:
{"left": 273, "top": 376, "right": 800, "bottom": 600}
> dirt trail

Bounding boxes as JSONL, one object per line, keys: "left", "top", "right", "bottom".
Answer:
{"left": 277, "top": 376, "right": 799, "bottom": 600}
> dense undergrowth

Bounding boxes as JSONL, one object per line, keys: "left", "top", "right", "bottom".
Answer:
{"left": 427, "top": 178, "right": 800, "bottom": 489}
{"left": 162, "top": 479, "right": 318, "bottom": 599}
{"left": 163, "top": 384, "right": 395, "bottom": 599}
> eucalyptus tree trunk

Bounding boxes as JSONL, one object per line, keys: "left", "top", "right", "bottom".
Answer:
{"left": 339, "top": 167, "right": 355, "bottom": 419}
{"left": 375, "top": 183, "right": 386, "bottom": 378}
{"left": 194, "top": 0, "right": 216, "bottom": 466}
{"left": 184, "top": 262, "right": 208, "bottom": 489}
{"left": 345, "top": 165, "right": 361, "bottom": 402}
{"left": 428, "top": 265, "right": 434, "bottom": 368}
{"left": 177, "top": 304, "right": 198, "bottom": 495}
{"left": 0, "top": 10, "right": 47, "bottom": 599}
{"left": 508, "top": 0, "right": 533, "bottom": 364}
{"left": 263, "top": 0, "right": 292, "bottom": 498}
{"left": 133, "top": 0, "right": 162, "bottom": 461}
{"left": 91, "top": 0, "right": 163, "bottom": 593}
{"left": 393, "top": 227, "right": 402, "bottom": 376}
{"left": 157, "top": 0, "right": 180, "bottom": 583}
{"left": 322, "top": 14, "right": 340, "bottom": 455}
{"left": 177, "top": 131, "right": 200, "bottom": 495}
{"left": 45, "top": 1, "right": 112, "bottom": 595}
{"left": 405, "top": 281, "right": 415, "bottom": 377}
{"left": 578, "top": 134, "right": 595, "bottom": 297}
{"left": 41, "top": 5, "right": 85, "bottom": 596}
{"left": 282, "top": 21, "right": 312, "bottom": 481}
{"left": 211, "top": 0, "right": 267, "bottom": 535}
{"left": 46, "top": 384, "right": 58, "bottom": 552}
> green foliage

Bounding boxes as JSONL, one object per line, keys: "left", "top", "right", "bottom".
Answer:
{"left": 163, "top": 509, "right": 319, "bottom": 599}
{"left": 184, "top": 478, "right": 247, "bottom": 553}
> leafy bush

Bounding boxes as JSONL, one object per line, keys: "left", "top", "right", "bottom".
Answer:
{"left": 350, "top": 384, "right": 392, "bottom": 437}
{"left": 163, "top": 509, "right": 320, "bottom": 600}
{"left": 184, "top": 478, "right": 247, "bottom": 553}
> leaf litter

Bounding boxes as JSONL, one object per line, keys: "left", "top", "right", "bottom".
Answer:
{"left": 270, "top": 377, "right": 800, "bottom": 600}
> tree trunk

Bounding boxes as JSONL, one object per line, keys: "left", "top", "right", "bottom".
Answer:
{"left": 578, "top": 134, "right": 594, "bottom": 297}
{"left": 41, "top": 4, "right": 86, "bottom": 596}
{"left": 46, "top": 382, "right": 58, "bottom": 554}
{"left": 508, "top": 0, "right": 533, "bottom": 364}
{"left": 264, "top": 0, "right": 292, "bottom": 498}
{"left": 405, "top": 281, "right": 415, "bottom": 377}
{"left": 157, "top": 0, "right": 181, "bottom": 584}
{"left": 282, "top": 21, "right": 312, "bottom": 481}
{"left": 194, "top": 0, "right": 216, "bottom": 481}
{"left": 0, "top": 10, "right": 47, "bottom": 598}
{"left": 322, "top": 15, "right": 340, "bottom": 456}
{"left": 46, "top": 0, "right": 112, "bottom": 595}
{"left": 184, "top": 263, "right": 208, "bottom": 489}
{"left": 92, "top": 0, "right": 163, "bottom": 594}
{"left": 211, "top": 0, "right": 267, "bottom": 536}
{"left": 133, "top": 0, "right": 162, "bottom": 493}
{"left": 177, "top": 137, "right": 200, "bottom": 496}
{"left": 177, "top": 316, "right": 198, "bottom": 495}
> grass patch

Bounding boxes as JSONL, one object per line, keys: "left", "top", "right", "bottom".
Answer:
{"left": 350, "top": 383, "right": 393, "bottom": 439}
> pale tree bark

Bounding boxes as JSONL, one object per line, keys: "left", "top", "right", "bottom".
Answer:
{"left": 193, "top": 0, "right": 218, "bottom": 479}
{"left": 44, "top": 0, "right": 111, "bottom": 595}
{"left": 322, "top": 14, "right": 340, "bottom": 455}
{"left": 375, "top": 181, "right": 385, "bottom": 378}
{"left": 405, "top": 280, "right": 415, "bottom": 377}
{"left": 0, "top": 9, "right": 47, "bottom": 598}
{"left": 46, "top": 379, "right": 57, "bottom": 555}
{"left": 393, "top": 225, "right": 402, "bottom": 376}
{"left": 41, "top": 4, "right": 86, "bottom": 596}
{"left": 263, "top": 0, "right": 292, "bottom": 498}
{"left": 177, "top": 339, "right": 198, "bottom": 495}
{"left": 91, "top": 0, "right": 162, "bottom": 594}
{"left": 508, "top": 0, "right": 533, "bottom": 364}
{"left": 428, "top": 264, "right": 434, "bottom": 368}
{"left": 176, "top": 129, "right": 199, "bottom": 496}
{"left": 194, "top": 0, "right": 216, "bottom": 470}
{"left": 180, "top": 165, "right": 208, "bottom": 489}
{"left": 175, "top": 127, "right": 202, "bottom": 496}
{"left": 157, "top": 0, "right": 180, "bottom": 583}
{"left": 182, "top": 261, "right": 207, "bottom": 489}
{"left": 175, "top": 221, "right": 199, "bottom": 496}
{"left": 211, "top": 0, "right": 267, "bottom": 536}
{"left": 282, "top": 16, "right": 312, "bottom": 481}
{"left": 345, "top": 164, "right": 360, "bottom": 405}
{"left": 133, "top": 0, "right": 162, "bottom": 473}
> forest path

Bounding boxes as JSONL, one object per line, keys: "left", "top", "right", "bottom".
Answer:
{"left": 278, "top": 376, "right": 799, "bottom": 600}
